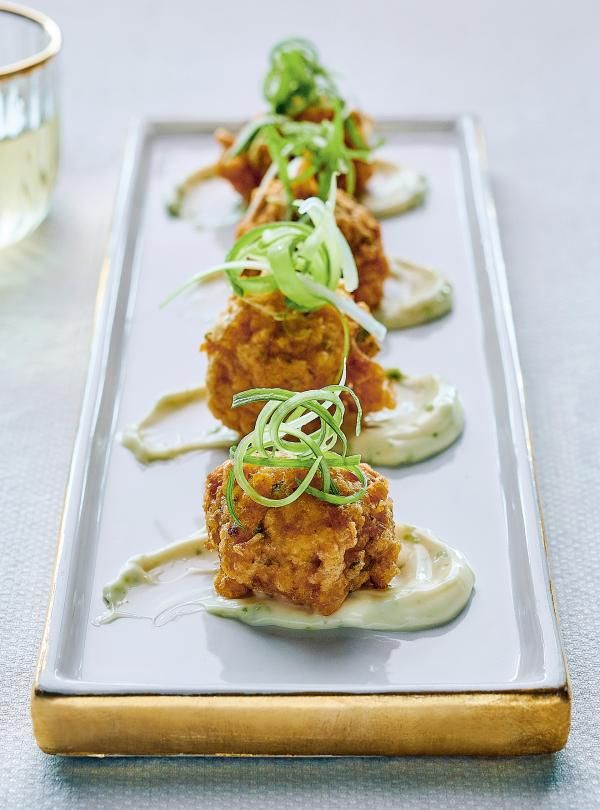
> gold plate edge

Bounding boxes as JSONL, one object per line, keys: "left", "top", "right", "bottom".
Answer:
{"left": 31, "top": 687, "right": 571, "bottom": 757}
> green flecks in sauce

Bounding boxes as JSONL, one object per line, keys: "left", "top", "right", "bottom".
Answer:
{"left": 349, "top": 374, "right": 464, "bottom": 467}
{"left": 360, "top": 160, "right": 427, "bottom": 218}
{"left": 119, "top": 386, "right": 238, "bottom": 464}
{"left": 376, "top": 258, "right": 453, "bottom": 330}
{"left": 98, "top": 525, "right": 474, "bottom": 633}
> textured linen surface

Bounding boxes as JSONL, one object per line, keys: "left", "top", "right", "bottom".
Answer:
{"left": 1, "top": 1, "right": 598, "bottom": 807}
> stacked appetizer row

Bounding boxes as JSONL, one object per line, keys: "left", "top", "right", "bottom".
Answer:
{"left": 103, "top": 39, "right": 474, "bottom": 630}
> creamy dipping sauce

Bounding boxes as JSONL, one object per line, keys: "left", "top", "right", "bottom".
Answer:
{"left": 167, "top": 162, "right": 242, "bottom": 229}
{"left": 361, "top": 160, "right": 427, "bottom": 218}
{"left": 98, "top": 529, "right": 213, "bottom": 623}
{"left": 120, "top": 386, "right": 238, "bottom": 464}
{"left": 98, "top": 525, "right": 474, "bottom": 632}
{"left": 349, "top": 374, "right": 464, "bottom": 466}
{"left": 377, "top": 258, "right": 453, "bottom": 330}
{"left": 120, "top": 375, "right": 461, "bottom": 471}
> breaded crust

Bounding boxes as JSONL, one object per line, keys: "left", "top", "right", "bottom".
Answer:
{"left": 215, "top": 127, "right": 272, "bottom": 203}
{"left": 204, "top": 461, "right": 398, "bottom": 615}
{"left": 201, "top": 291, "right": 395, "bottom": 434}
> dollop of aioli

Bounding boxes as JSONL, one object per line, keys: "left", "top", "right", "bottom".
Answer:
{"left": 377, "top": 258, "right": 453, "bottom": 330}
{"left": 97, "top": 526, "right": 474, "bottom": 632}
{"left": 349, "top": 374, "right": 464, "bottom": 466}
{"left": 98, "top": 529, "right": 212, "bottom": 624}
{"left": 361, "top": 160, "right": 427, "bottom": 218}
{"left": 120, "top": 386, "right": 238, "bottom": 464}
{"left": 167, "top": 163, "right": 242, "bottom": 229}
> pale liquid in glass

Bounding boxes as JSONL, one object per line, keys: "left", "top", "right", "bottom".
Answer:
{"left": 0, "top": 117, "right": 59, "bottom": 248}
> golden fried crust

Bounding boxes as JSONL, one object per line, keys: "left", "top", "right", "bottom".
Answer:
{"left": 235, "top": 178, "right": 290, "bottom": 235}
{"left": 333, "top": 189, "right": 390, "bottom": 311}
{"left": 214, "top": 108, "right": 373, "bottom": 204}
{"left": 201, "top": 292, "right": 395, "bottom": 434}
{"left": 236, "top": 182, "right": 389, "bottom": 310}
{"left": 204, "top": 461, "right": 398, "bottom": 615}
{"left": 215, "top": 127, "right": 272, "bottom": 203}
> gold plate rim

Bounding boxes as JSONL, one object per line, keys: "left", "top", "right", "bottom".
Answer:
{"left": 31, "top": 686, "right": 571, "bottom": 757}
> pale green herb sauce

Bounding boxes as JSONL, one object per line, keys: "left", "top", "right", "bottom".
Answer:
{"left": 376, "top": 258, "right": 453, "bottom": 330}
{"left": 99, "top": 525, "right": 474, "bottom": 632}
{"left": 361, "top": 160, "right": 427, "bottom": 218}
{"left": 349, "top": 374, "right": 464, "bottom": 466}
{"left": 120, "top": 386, "right": 238, "bottom": 464}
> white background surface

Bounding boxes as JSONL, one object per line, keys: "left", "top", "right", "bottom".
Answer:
{"left": 0, "top": 1, "right": 598, "bottom": 807}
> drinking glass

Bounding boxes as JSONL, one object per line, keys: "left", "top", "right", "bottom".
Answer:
{"left": 0, "top": 3, "right": 61, "bottom": 248}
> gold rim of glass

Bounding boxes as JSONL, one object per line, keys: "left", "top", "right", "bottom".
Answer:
{"left": 0, "top": 2, "right": 62, "bottom": 80}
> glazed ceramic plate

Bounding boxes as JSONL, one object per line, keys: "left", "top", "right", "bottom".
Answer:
{"left": 32, "top": 118, "right": 569, "bottom": 756}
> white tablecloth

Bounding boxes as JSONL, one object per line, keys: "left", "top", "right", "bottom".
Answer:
{"left": 1, "top": 1, "right": 598, "bottom": 806}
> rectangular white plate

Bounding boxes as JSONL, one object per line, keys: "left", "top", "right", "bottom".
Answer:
{"left": 35, "top": 118, "right": 567, "bottom": 707}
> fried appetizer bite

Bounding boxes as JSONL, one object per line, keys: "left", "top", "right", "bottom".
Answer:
{"left": 216, "top": 109, "right": 374, "bottom": 204}
{"left": 168, "top": 182, "right": 392, "bottom": 434}
{"left": 202, "top": 291, "right": 394, "bottom": 434}
{"left": 204, "top": 386, "right": 399, "bottom": 615}
{"left": 170, "top": 39, "right": 426, "bottom": 225}
{"left": 237, "top": 180, "right": 389, "bottom": 310}
{"left": 206, "top": 461, "right": 397, "bottom": 614}
{"left": 215, "top": 39, "right": 375, "bottom": 203}
{"left": 215, "top": 126, "right": 272, "bottom": 204}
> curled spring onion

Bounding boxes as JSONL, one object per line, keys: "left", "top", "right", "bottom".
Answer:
{"left": 226, "top": 383, "right": 367, "bottom": 525}
{"left": 225, "top": 114, "right": 288, "bottom": 158}
{"left": 163, "top": 179, "right": 387, "bottom": 343}
{"left": 260, "top": 105, "right": 372, "bottom": 202}
{"left": 225, "top": 106, "right": 375, "bottom": 202}
{"left": 263, "top": 38, "right": 340, "bottom": 117}
{"left": 224, "top": 39, "right": 377, "bottom": 200}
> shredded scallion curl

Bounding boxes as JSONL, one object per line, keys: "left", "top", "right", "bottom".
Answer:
{"left": 263, "top": 38, "right": 340, "bottom": 117}
{"left": 223, "top": 39, "right": 378, "bottom": 201}
{"left": 225, "top": 105, "right": 374, "bottom": 203}
{"left": 225, "top": 381, "right": 367, "bottom": 525}
{"left": 162, "top": 178, "right": 387, "bottom": 343}
{"left": 261, "top": 106, "right": 372, "bottom": 202}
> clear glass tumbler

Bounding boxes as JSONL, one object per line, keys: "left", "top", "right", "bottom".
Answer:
{"left": 0, "top": 3, "right": 61, "bottom": 248}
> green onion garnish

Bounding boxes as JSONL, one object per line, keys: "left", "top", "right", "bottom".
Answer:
{"left": 225, "top": 109, "right": 373, "bottom": 201}
{"left": 222, "top": 39, "right": 379, "bottom": 202}
{"left": 263, "top": 106, "right": 372, "bottom": 202}
{"left": 225, "top": 114, "right": 288, "bottom": 158}
{"left": 225, "top": 382, "right": 367, "bottom": 525}
{"left": 225, "top": 111, "right": 374, "bottom": 204}
{"left": 263, "top": 38, "right": 340, "bottom": 117}
{"left": 163, "top": 179, "right": 386, "bottom": 343}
